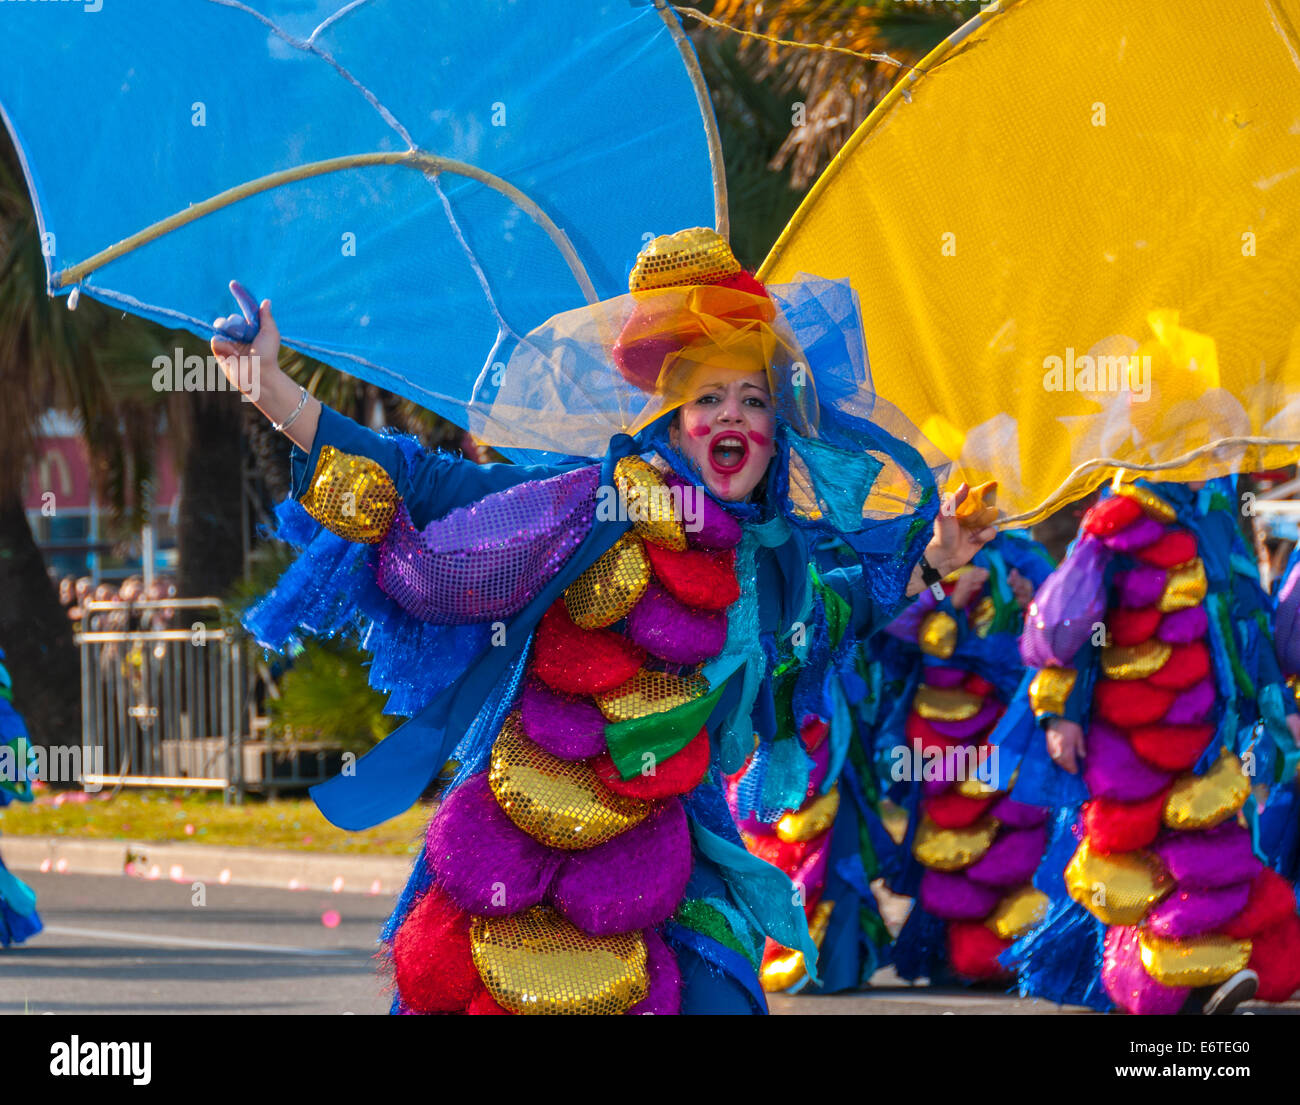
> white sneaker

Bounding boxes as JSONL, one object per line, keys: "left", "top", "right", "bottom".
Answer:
{"left": 1202, "top": 969, "right": 1258, "bottom": 1015}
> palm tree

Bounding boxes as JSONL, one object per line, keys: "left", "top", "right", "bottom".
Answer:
{"left": 0, "top": 135, "right": 166, "bottom": 749}
{"left": 695, "top": 1, "right": 983, "bottom": 195}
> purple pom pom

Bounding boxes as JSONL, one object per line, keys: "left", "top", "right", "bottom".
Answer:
{"left": 965, "top": 824, "right": 1048, "bottom": 889}
{"left": 1099, "top": 515, "right": 1165, "bottom": 552}
{"left": 551, "top": 800, "right": 691, "bottom": 934}
{"left": 426, "top": 773, "right": 562, "bottom": 914}
{"left": 625, "top": 582, "right": 727, "bottom": 664}
{"left": 1020, "top": 535, "right": 1113, "bottom": 668}
{"left": 626, "top": 927, "right": 682, "bottom": 1014}
{"left": 1146, "top": 881, "right": 1251, "bottom": 939}
{"left": 520, "top": 677, "right": 608, "bottom": 760}
{"left": 1083, "top": 721, "right": 1174, "bottom": 802}
{"left": 1103, "top": 925, "right": 1189, "bottom": 1014}
{"left": 1156, "top": 606, "right": 1208, "bottom": 645}
{"left": 664, "top": 474, "right": 741, "bottom": 549}
{"left": 1115, "top": 565, "right": 1167, "bottom": 609}
{"left": 918, "top": 869, "right": 1002, "bottom": 920}
{"left": 1163, "top": 678, "right": 1216, "bottom": 725}
{"left": 1153, "top": 822, "right": 1261, "bottom": 889}
{"left": 989, "top": 795, "right": 1048, "bottom": 829}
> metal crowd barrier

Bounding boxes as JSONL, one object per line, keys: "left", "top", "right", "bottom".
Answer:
{"left": 76, "top": 598, "right": 248, "bottom": 801}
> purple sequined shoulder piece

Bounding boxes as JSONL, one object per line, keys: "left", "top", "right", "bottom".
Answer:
{"left": 376, "top": 465, "right": 601, "bottom": 624}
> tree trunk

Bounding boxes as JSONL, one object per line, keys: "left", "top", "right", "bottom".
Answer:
{"left": 0, "top": 490, "right": 81, "bottom": 750}
{"left": 177, "top": 393, "right": 246, "bottom": 599}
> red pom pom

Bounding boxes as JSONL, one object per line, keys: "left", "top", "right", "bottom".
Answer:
{"left": 1083, "top": 497, "right": 1142, "bottom": 536}
{"left": 1082, "top": 791, "right": 1166, "bottom": 852}
{"left": 1134, "top": 529, "right": 1197, "bottom": 567}
{"left": 964, "top": 674, "right": 996, "bottom": 697}
{"left": 531, "top": 601, "right": 644, "bottom": 695}
{"left": 1222, "top": 868, "right": 1298, "bottom": 939}
{"left": 467, "top": 988, "right": 512, "bottom": 1015}
{"left": 593, "top": 726, "right": 709, "bottom": 799}
{"left": 391, "top": 887, "right": 481, "bottom": 1014}
{"left": 714, "top": 270, "right": 769, "bottom": 298}
{"left": 1108, "top": 605, "right": 1162, "bottom": 647}
{"left": 744, "top": 832, "right": 816, "bottom": 871}
{"left": 643, "top": 542, "right": 739, "bottom": 611}
{"left": 1246, "top": 913, "right": 1300, "bottom": 1002}
{"left": 924, "top": 790, "right": 996, "bottom": 829}
{"left": 947, "top": 921, "right": 1012, "bottom": 979}
{"left": 1146, "top": 641, "right": 1210, "bottom": 690}
{"left": 1127, "top": 723, "right": 1214, "bottom": 771}
{"left": 1094, "top": 679, "right": 1176, "bottom": 727}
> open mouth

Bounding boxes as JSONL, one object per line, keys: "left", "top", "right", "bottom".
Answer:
{"left": 709, "top": 432, "right": 749, "bottom": 474}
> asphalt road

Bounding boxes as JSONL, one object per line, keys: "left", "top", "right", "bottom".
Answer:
{"left": 4, "top": 872, "right": 1298, "bottom": 1015}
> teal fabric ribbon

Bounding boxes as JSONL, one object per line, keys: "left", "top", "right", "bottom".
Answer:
{"left": 689, "top": 815, "right": 821, "bottom": 984}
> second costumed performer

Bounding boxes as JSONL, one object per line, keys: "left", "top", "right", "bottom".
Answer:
{"left": 215, "top": 228, "right": 995, "bottom": 1014}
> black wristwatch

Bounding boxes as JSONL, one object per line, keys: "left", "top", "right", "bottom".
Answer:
{"left": 918, "top": 553, "right": 946, "bottom": 600}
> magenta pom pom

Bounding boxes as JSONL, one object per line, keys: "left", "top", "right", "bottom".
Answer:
{"left": 1083, "top": 721, "right": 1174, "bottom": 802}
{"left": 1163, "top": 678, "right": 1216, "bottom": 725}
{"left": 1099, "top": 516, "right": 1165, "bottom": 552}
{"left": 918, "top": 869, "right": 1002, "bottom": 920}
{"left": 989, "top": 796, "right": 1048, "bottom": 829}
{"left": 664, "top": 473, "right": 741, "bottom": 549}
{"left": 1146, "top": 881, "right": 1252, "bottom": 939}
{"left": 426, "top": 773, "right": 562, "bottom": 914}
{"left": 520, "top": 676, "right": 608, "bottom": 760}
{"left": 625, "top": 582, "right": 728, "bottom": 664}
{"left": 1102, "top": 925, "right": 1189, "bottom": 1014}
{"left": 551, "top": 800, "right": 691, "bottom": 934}
{"left": 965, "top": 824, "right": 1048, "bottom": 889}
{"left": 1155, "top": 606, "right": 1208, "bottom": 645}
{"left": 627, "top": 927, "right": 682, "bottom": 1014}
{"left": 1153, "top": 822, "right": 1261, "bottom": 889}
{"left": 1114, "top": 565, "right": 1167, "bottom": 609}
{"left": 922, "top": 666, "right": 968, "bottom": 689}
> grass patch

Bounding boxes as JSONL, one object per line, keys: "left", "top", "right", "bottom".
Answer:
{"left": 0, "top": 787, "right": 428, "bottom": 856}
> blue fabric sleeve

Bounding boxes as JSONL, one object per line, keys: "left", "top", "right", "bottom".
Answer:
{"left": 290, "top": 404, "right": 562, "bottom": 527}
{"left": 819, "top": 562, "right": 918, "bottom": 641}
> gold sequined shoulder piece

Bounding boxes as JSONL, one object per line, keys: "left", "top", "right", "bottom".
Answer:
{"left": 613, "top": 456, "right": 687, "bottom": 550}
{"left": 470, "top": 907, "right": 648, "bottom": 1015}
{"left": 628, "top": 227, "right": 741, "bottom": 292}
{"left": 1028, "top": 666, "right": 1077, "bottom": 717}
{"left": 487, "top": 712, "right": 648, "bottom": 850}
{"left": 299, "top": 445, "right": 399, "bottom": 544}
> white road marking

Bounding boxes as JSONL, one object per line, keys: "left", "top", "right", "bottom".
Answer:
{"left": 42, "top": 925, "right": 354, "bottom": 957}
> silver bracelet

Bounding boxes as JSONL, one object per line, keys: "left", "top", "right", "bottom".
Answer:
{"left": 272, "top": 386, "right": 309, "bottom": 434}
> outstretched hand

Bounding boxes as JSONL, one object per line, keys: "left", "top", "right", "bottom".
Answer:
{"left": 929, "top": 482, "right": 997, "bottom": 576}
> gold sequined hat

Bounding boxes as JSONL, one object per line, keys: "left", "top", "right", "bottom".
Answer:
{"left": 613, "top": 227, "right": 779, "bottom": 394}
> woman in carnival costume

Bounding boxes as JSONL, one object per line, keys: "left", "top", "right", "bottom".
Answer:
{"left": 991, "top": 476, "right": 1300, "bottom": 1014}
{"left": 0, "top": 649, "right": 42, "bottom": 947}
{"left": 869, "top": 522, "right": 1056, "bottom": 985}
{"left": 214, "top": 228, "right": 996, "bottom": 1015}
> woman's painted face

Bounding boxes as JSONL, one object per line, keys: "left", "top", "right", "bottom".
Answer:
{"left": 671, "top": 369, "right": 777, "bottom": 501}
